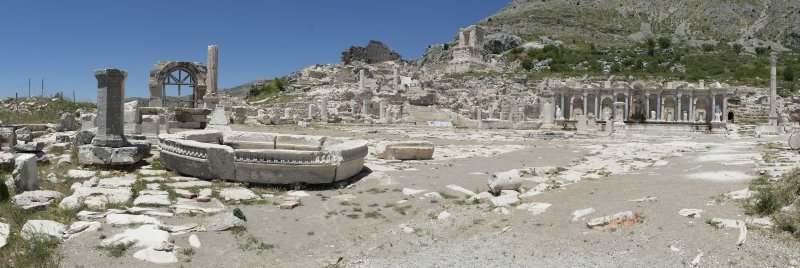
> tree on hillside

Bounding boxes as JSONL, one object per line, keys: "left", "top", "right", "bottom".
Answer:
{"left": 784, "top": 65, "right": 795, "bottom": 82}
{"left": 657, "top": 37, "right": 671, "bottom": 49}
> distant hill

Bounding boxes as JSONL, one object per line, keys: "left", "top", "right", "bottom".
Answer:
{"left": 481, "top": 0, "right": 800, "bottom": 50}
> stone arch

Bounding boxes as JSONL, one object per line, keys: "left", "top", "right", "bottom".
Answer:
{"left": 599, "top": 96, "right": 615, "bottom": 120}
{"left": 149, "top": 61, "right": 208, "bottom": 107}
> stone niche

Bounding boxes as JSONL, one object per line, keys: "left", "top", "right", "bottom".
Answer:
{"left": 159, "top": 130, "right": 368, "bottom": 184}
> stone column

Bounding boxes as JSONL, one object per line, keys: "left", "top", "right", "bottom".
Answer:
{"left": 320, "top": 97, "right": 328, "bottom": 121}
{"left": 393, "top": 66, "right": 400, "bottom": 89}
{"left": 92, "top": 69, "right": 129, "bottom": 148}
{"left": 477, "top": 107, "right": 482, "bottom": 129}
{"left": 689, "top": 94, "right": 694, "bottom": 122}
{"left": 645, "top": 93, "right": 650, "bottom": 121}
{"left": 207, "top": 45, "right": 218, "bottom": 94}
{"left": 362, "top": 100, "right": 369, "bottom": 115}
{"left": 722, "top": 95, "right": 728, "bottom": 122}
{"left": 379, "top": 101, "right": 386, "bottom": 120}
{"left": 656, "top": 94, "right": 662, "bottom": 121}
{"left": 711, "top": 93, "right": 716, "bottom": 123}
{"left": 676, "top": 94, "right": 682, "bottom": 122}
{"left": 568, "top": 98, "right": 574, "bottom": 120}
{"left": 770, "top": 52, "right": 778, "bottom": 126}
{"left": 560, "top": 94, "right": 564, "bottom": 116}
{"left": 582, "top": 92, "right": 588, "bottom": 116}
{"left": 350, "top": 101, "right": 357, "bottom": 115}
{"left": 359, "top": 69, "right": 366, "bottom": 90}
{"left": 594, "top": 95, "right": 599, "bottom": 116}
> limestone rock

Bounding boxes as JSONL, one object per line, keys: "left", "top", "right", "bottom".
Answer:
{"left": 487, "top": 169, "right": 522, "bottom": 194}
{"left": 67, "top": 169, "right": 96, "bottom": 179}
{"left": 12, "top": 154, "right": 39, "bottom": 191}
{"left": 101, "top": 224, "right": 169, "bottom": 248}
{"left": 21, "top": 220, "right": 66, "bottom": 240}
{"left": 11, "top": 190, "right": 64, "bottom": 210}
{"left": 341, "top": 40, "right": 402, "bottom": 65}
{"left": 63, "top": 221, "right": 101, "bottom": 239}
{"left": 106, "top": 213, "right": 160, "bottom": 225}
{"left": 220, "top": 187, "right": 258, "bottom": 201}
{"left": 0, "top": 222, "right": 8, "bottom": 248}
{"left": 202, "top": 212, "right": 244, "bottom": 231}
{"left": 59, "top": 195, "right": 83, "bottom": 210}
{"left": 446, "top": 184, "right": 477, "bottom": 196}
{"left": 488, "top": 192, "right": 519, "bottom": 207}
{"left": 189, "top": 234, "right": 201, "bottom": 248}
{"left": 133, "top": 246, "right": 178, "bottom": 264}
{"left": 483, "top": 33, "right": 523, "bottom": 53}
{"left": 15, "top": 127, "right": 32, "bottom": 142}
{"left": 133, "top": 194, "right": 171, "bottom": 207}
{"left": 571, "top": 208, "right": 596, "bottom": 222}
{"left": 515, "top": 202, "right": 551, "bottom": 215}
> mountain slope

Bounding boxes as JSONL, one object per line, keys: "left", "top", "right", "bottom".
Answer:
{"left": 481, "top": 0, "right": 800, "bottom": 49}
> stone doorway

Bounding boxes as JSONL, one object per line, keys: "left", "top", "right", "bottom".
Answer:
{"left": 728, "top": 111, "right": 735, "bottom": 123}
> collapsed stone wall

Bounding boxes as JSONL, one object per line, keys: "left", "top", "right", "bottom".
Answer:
{"left": 341, "top": 40, "right": 402, "bottom": 65}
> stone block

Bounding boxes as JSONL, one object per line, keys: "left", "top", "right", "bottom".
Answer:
{"left": 124, "top": 123, "right": 141, "bottom": 135}
{"left": 141, "top": 115, "right": 160, "bottom": 136}
{"left": 80, "top": 113, "right": 97, "bottom": 130}
{"left": 74, "top": 128, "right": 97, "bottom": 146}
{"left": 13, "top": 154, "right": 39, "bottom": 191}
{"left": 14, "top": 142, "right": 44, "bottom": 152}
{"left": 15, "top": 127, "right": 32, "bottom": 143}
{"left": 276, "top": 134, "right": 326, "bottom": 151}
{"left": 375, "top": 141, "right": 434, "bottom": 160}
{"left": 77, "top": 144, "right": 149, "bottom": 166}
{"left": 59, "top": 113, "right": 78, "bottom": 131}
{"left": 0, "top": 152, "right": 14, "bottom": 172}
{"left": 0, "top": 127, "right": 16, "bottom": 151}
{"left": 123, "top": 101, "right": 141, "bottom": 124}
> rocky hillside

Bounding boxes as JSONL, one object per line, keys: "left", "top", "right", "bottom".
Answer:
{"left": 482, "top": 0, "right": 800, "bottom": 50}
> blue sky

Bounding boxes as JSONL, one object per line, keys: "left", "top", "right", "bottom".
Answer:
{"left": 0, "top": 0, "right": 510, "bottom": 101}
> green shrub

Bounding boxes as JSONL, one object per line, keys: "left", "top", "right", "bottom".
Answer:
{"left": 522, "top": 58, "right": 534, "bottom": 71}
{"left": 732, "top": 43, "right": 743, "bottom": 54}
{"left": 657, "top": 37, "right": 671, "bottom": 49}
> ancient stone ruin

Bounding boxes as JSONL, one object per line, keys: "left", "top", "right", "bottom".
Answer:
{"left": 341, "top": 40, "right": 402, "bottom": 65}
{"left": 77, "top": 69, "right": 150, "bottom": 165}
{"left": 159, "top": 130, "right": 368, "bottom": 184}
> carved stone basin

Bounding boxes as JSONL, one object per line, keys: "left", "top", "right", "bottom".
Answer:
{"left": 158, "top": 130, "right": 368, "bottom": 184}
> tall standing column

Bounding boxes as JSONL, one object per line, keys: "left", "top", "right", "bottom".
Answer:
{"left": 362, "top": 100, "right": 369, "bottom": 116}
{"left": 770, "top": 52, "right": 778, "bottom": 126}
{"left": 560, "top": 94, "right": 565, "bottom": 119}
{"left": 207, "top": 45, "right": 218, "bottom": 95}
{"left": 582, "top": 92, "right": 588, "bottom": 116}
{"left": 722, "top": 95, "right": 728, "bottom": 122}
{"left": 393, "top": 66, "right": 400, "bottom": 90}
{"left": 320, "top": 97, "right": 328, "bottom": 121}
{"left": 92, "top": 69, "right": 128, "bottom": 147}
{"left": 645, "top": 93, "right": 650, "bottom": 121}
{"left": 711, "top": 93, "right": 716, "bottom": 123}
{"left": 689, "top": 94, "right": 694, "bottom": 122}
{"left": 676, "top": 95, "right": 682, "bottom": 122}
{"left": 359, "top": 69, "right": 366, "bottom": 90}
{"left": 594, "top": 95, "right": 599, "bottom": 116}
{"left": 656, "top": 94, "right": 662, "bottom": 121}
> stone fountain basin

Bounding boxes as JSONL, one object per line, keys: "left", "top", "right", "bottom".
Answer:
{"left": 159, "top": 130, "right": 368, "bottom": 185}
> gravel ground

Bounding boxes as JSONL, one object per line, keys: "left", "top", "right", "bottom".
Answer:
{"left": 58, "top": 125, "right": 800, "bottom": 267}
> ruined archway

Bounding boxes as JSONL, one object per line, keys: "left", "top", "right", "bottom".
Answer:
{"left": 148, "top": 61, "right": 207, "bottom": 108}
